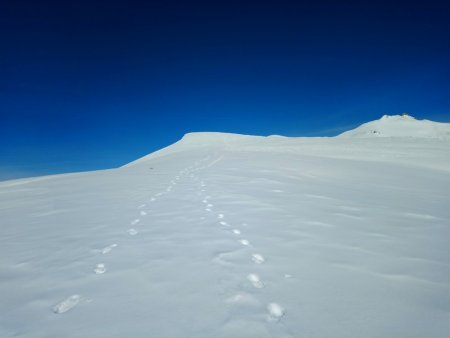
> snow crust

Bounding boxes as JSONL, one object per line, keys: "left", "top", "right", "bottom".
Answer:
{"left": 1, "top": 120, "right": 450, "bottom": 337}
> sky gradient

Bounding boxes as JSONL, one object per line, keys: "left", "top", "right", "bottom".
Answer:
{"left": 1, "top": 0, "right": 450, "bottom": 180}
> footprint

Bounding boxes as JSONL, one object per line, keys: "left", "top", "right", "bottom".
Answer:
{"left": 94, "top": 263, "right": 106, "bottom": 274}
{"left": 267, "top": 303, "right": 285, "bottom": 322}
{"left": 53, "top": 295, "right": 81, "bottom": 314}
{"left": 202, "top": 199, "right": 208, "bottom": 204}
{"left": 218, "top": 214, "right": 224, "bottom": 219}
{"left": 207, "top": 204, "right": 213, "bottom": 208}
{"left": 131, "top": 219, "right": 140, "bottom": 225}
{"left": 239, "top": 239, "right": 250, "bottom": 246}
{"left": 225, "top": 292, "right": 260, "bottom": 306}
{"left": 226, "top": 293, "right": 248, "bottom": 303}
{"left": 213, "top": 251, "right": 237, "bottom": 266}
{"left": 284, "top": 274, "right": 293, "bottom": 279}
{"left": 219, "top": 221, "right": 229, "bottom": 226}
{"left": 150, "top": 197, "right": 156, "bottom": 202}
{"left": 247, "top": 274, "right": 264, "bottom": 288}
{"left": 155, "top": 193, "right": 163, "bottom": 197}
{"left": 138, "top": 204, "right": 146, "bottom": 209}
{"left": 232, "top": 229, "right": 241, "bottom": 235}
{"left": 251, "top": 254, "right": 265, "bottom": 264}
{"left": 140, "top": 211, "right": 147, "bottom": 216}
{"left": 101, "top": 244, "right": 117, "bottom": 254}
{"left": 128, "top": 228, "right": 138, "bottom": 235}
{"left": 206, "top": 208, "right": 212, "bottom": 212}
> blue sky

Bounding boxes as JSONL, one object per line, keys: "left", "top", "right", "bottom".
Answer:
{"left": 1, "top": 0, "right": 449, "bottom": 180}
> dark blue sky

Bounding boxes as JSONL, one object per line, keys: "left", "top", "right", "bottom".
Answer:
{"left": 1, "top": 0, "right": 449, "bottom": 180}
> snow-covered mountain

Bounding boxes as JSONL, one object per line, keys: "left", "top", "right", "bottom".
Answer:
{"left": 338, "top": 114, "right": 450, "bottom": 139}
{"left": 1, "top": 117, "right": 450, "bottom": 338}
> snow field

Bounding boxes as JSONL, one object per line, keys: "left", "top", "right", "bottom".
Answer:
{"left": 1, "top": 121, "right": 450, "bottom": 337}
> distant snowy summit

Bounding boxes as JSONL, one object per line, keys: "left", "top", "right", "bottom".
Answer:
{"left": 337, "top": 114, "right": 450, "bottom": 139}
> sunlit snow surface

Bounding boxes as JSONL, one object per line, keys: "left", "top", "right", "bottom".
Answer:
{"left": 1, "top": 132, "right": 450, "bottom": 337}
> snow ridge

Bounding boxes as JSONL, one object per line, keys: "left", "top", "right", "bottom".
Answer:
{"left": 124, "top": 115, "right": 450, "bottom": 170}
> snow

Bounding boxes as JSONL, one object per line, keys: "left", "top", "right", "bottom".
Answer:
{"left": 267, "top": 303, "right": 285, "bottom": 322}
{"left": 338, "top": 114, "right": 450, "bottom": 139}
{"left": 1, "top": 116, "right": 450, "bottom": 337}
{"left": 52, "top": 294, "right": 81, "bottom": 314}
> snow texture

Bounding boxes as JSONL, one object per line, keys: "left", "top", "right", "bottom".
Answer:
{"left": 1, "top": 115, "right": 450, "bottom": 337}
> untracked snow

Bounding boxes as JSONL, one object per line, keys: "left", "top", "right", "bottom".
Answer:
{"left": 1, "top": 116, "right": 450, "bottom": 337}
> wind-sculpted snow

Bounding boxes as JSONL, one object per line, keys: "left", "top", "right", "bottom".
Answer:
{"left": 1, "top": 126, "right": 450, "bottom": 337}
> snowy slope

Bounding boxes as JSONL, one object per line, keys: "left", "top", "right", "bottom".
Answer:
{"left": 338, "top": 114, "right": 450, "bottom": 139}
{"left": 1, "top": 125, "right": 450, "bottom": 337}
